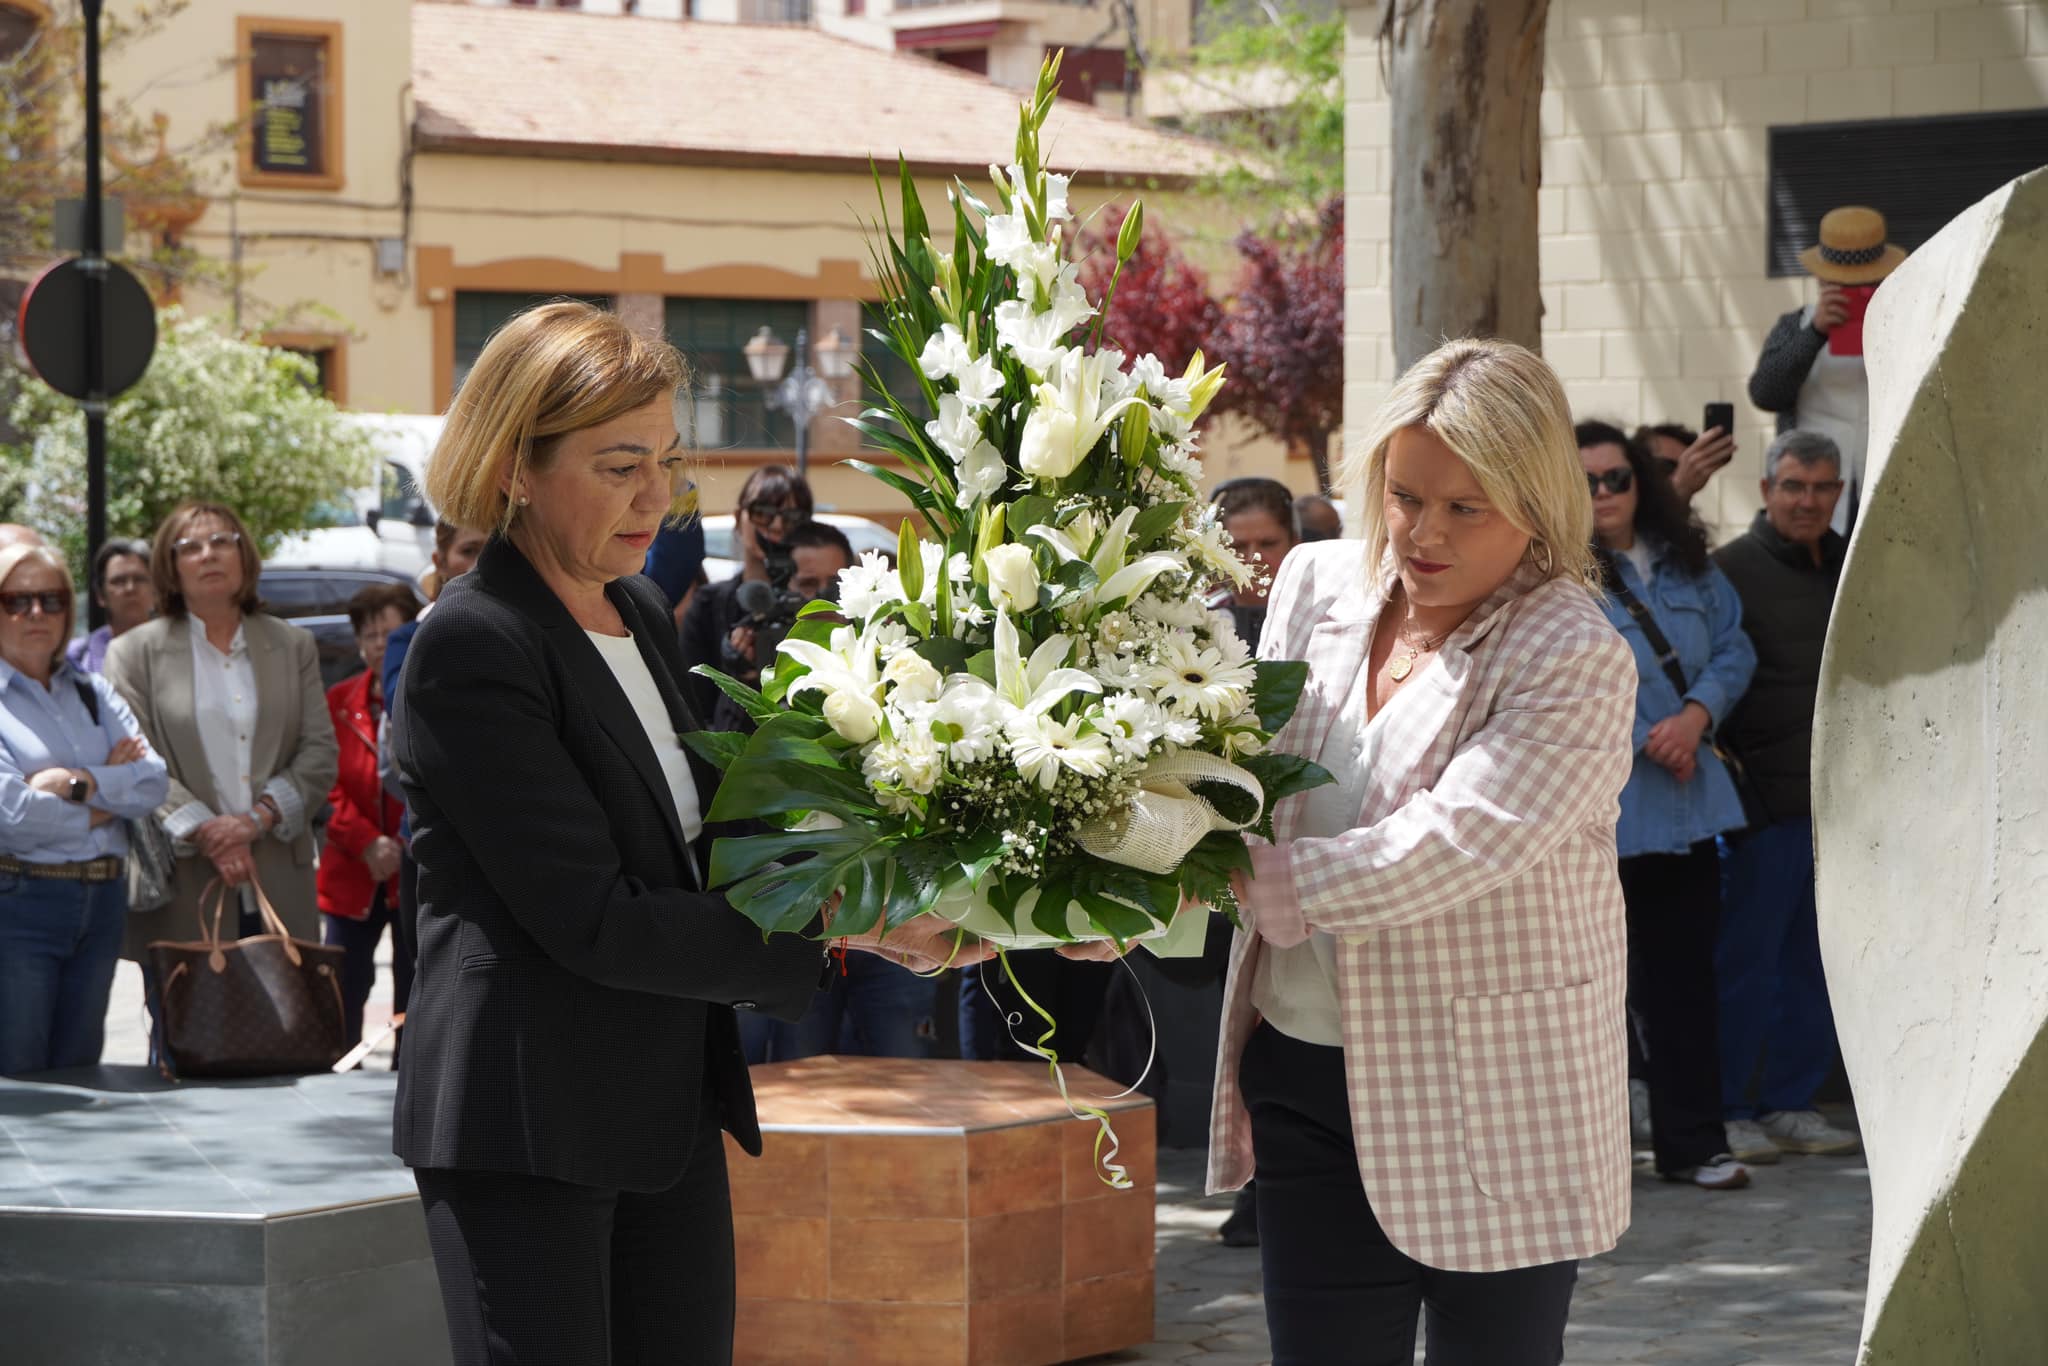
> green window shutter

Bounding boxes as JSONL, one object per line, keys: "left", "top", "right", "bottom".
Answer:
{"left": 452, "top": 292, "right": 612, "bottom": 392}
{"left": 665, "top": 298, "right": 810, "bottom": 451}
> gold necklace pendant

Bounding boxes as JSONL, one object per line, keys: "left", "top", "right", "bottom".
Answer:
{"left": 1388, "top": 651, "right": 1415, "bottom": 682}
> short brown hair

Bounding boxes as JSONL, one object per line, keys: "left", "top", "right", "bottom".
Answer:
{"left": 346, "top": 582, "right": 422, "bottom": 634}
{"left": 426, "top": 301, "right": 690, "bottom": 535}
{"left": 151, "top": 502, "right": 264, "bottom": 618}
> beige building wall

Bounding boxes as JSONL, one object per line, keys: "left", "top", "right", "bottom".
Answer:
{"left": 1343, "top": 0, "right": 2048, "bottom": 538}
{"left": 92, "top": 2, "right": 1279, "bottom": 523}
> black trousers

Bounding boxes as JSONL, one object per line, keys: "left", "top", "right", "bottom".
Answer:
{"left": 1619, "top": 841, "right": 1728, "bottom": 1173}
{"left": 1241, "top": 1022, "right": 1579, "bottom": 1366}
{"left": 414, "top": 1102, "right": 733, "bottom": 1366}
{"left": 322, "top": 885, "right": 413, "bottom": 1050}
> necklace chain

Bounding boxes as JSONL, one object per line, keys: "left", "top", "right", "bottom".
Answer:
{"left": 1385, "top": 610, "right": 1453, "bottom": 684}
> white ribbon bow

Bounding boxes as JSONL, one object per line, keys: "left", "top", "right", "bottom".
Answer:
{"left": 1075, "top": 752, "right": 1264, "bottom": 875}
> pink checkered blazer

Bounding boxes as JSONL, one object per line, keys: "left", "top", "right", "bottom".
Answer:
{"left": 1206, "top": 540, "right": 1638, "bottom": 1272}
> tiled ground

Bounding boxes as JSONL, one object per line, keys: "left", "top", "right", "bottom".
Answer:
{"left": 101, "top": 963, "right": 1872, "bottom": 1365}
{"left": 1093, "top": 1145, "right": 1872, "bottom": 1366}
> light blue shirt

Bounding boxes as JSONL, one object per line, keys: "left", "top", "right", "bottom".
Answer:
{"left": 1598, "top": 542, "right": 1758, "bottom": 858}
{"left": 0, "top": 657, "right": 170, "bottom": 862}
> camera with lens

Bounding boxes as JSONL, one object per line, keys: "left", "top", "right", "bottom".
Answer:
{"left": 723, "top": 533, "right": 837, "bottom": 673}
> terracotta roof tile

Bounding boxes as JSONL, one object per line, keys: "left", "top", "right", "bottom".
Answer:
{"left": 412, "top": 3, "right": 1232, "bottom": 183}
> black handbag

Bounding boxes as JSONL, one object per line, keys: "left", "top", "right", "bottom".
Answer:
{"left": 1599, "top": 551, "right": 1771, "bottom": 831}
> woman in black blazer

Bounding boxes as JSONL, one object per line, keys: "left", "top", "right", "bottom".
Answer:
{"left": 396, "top": 302, "right": 976, "bottom": 1366}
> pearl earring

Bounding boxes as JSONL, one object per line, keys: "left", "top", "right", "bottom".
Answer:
{"left": 517, "top": 496, "right": 530, "bottom": 506}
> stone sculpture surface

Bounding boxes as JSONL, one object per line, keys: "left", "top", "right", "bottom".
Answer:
{"left": 1813, "top": 166, "right": 2048, "bottom": 1364}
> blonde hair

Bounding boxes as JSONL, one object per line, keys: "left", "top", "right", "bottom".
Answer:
{"left": 1338, "top": 338, "right": 1598, "bottom": 593}
{"left": 426, "top": 301, "right": 691, "bottom": 535}
{"left": 0, "top": 542, "right": 78, "bottom": 671}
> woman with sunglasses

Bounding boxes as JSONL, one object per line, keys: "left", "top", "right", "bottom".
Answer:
{"left": 1577, "top": 421, "right": 1758, "bottom": 1191}
{"left": 104, "top": 503, "right": 338, "bottom": 1022}
{"left": 676, "top": 464, "right": 813, "bottom": 733}
{"left": 0, "top": 541, "right": 169, "bottom": 1074}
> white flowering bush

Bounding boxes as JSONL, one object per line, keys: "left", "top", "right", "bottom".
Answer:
{"left": 691, "top": 56, "right": 1330, "bottom": 948}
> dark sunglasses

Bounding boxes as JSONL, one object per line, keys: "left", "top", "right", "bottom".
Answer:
{"left": 743, "top": 500, "right": 806, "bottom": 526}
{"left": 1, "top": 591, "right": 68, "bottom": 619}
{"left": 1586, "top": 468, "right": 1634, "bottom": 496}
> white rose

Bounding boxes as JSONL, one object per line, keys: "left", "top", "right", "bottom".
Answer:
{"left": 983, "top": 543, "right": 1041, "bottom": 613}
{"left": 822, "top": 690, "right": 883, "bottom": 744}
{"left": 882, "top": 649, "right": 943, "bottom": 705}
{"left": 1018, "top": 403, "right": 1085, "bottom": 480}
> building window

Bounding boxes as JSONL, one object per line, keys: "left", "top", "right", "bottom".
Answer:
{"left": 265, "top": 332, "right": 348, "bottom": 404}
{"left": 666, "top": 298, "right": 809, "bottom": 451}
{"left": 861, "top": 309, "right": 934, "bottom": 449}
{"left": 0, "top": 4, "right": 38, "bottom": 62}
{"left": 237, "top": 18, "right": 344, "bottom": 191}
{"left": 1767, "top": 110, "right": 2048, "bottom": 278}
{"left": 453, "top": 292, "right": 613, "bottom": 392}
{"left": 739, "top": 0, "right": 812, "bottom": 22}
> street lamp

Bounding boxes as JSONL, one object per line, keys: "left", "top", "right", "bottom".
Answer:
{"left": 743, "top": 324, "right": 857, "bottom": 478}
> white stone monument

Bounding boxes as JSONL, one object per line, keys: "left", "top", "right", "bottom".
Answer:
{"left": 1814, "top": 167, "right": 2048, "bottom": 1364}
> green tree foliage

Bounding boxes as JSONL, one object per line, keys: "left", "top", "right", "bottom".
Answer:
{"left": 4, "top": 311, "right": 374, "bottom": 570}
{"left": 1168, "top": 0, "right": 1345, "bottom": 228}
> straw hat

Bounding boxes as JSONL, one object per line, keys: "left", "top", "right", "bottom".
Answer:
{"left": 1800, "top": 206, "right": 1907, "bottom": 285}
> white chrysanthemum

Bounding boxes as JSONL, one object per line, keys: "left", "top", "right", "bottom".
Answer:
{"left": 837, "top": 551, "right": 900, "bottom": 622}
{"left": 1097, "top": 691, "right": 1166, "bottom": 760}
{"left": 1132, "top": 593, "right": 1208, "bottom": 631}
{"left": 1205, "top": 613, "right": 1254, "bottom": 664}
{"left": 1162, "top": 715, "right": 1202, "bottom": 749}
{"left": 1008, "top": 712, "right": 1114, "bottom": 790}
{"left": 1096, "top": 610, "right": 1139, "bottom": 654}
{"left": 1148, "top": 637, "right": 1257, "bottom": 721}
{"left": 931, "top": 676, "right": 1004, "bottom": 764}
{"left": 864, "top": 726, "right": 944, "bottom": 797}
{"left": 1187, "top": 512, "right": 1253, "bottom": 587}
{"left": 1093, "top": 649, "right": 1151, "bottom": 693}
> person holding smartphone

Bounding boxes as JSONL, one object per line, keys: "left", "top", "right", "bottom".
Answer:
{"left": 1745, "top": 205, "right": 1907, "bottom": 538}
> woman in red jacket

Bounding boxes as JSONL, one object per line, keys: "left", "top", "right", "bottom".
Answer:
{"left": 320, "top": 582, "right": 421, "bottom": 1051}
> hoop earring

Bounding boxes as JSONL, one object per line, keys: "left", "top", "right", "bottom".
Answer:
{"left": 1528, "top": 539, "right": 1554, "bottom": 576}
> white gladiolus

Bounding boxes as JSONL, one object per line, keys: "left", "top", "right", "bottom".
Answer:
{"left": 983, "top": 544, "right": 1041, "bottom": 613}
{"left": 919, "top": 324, "right": 971, "bottom": 381}
{"left": 925, "top": 393, "right": 984, "bottom": 463}
{"left": 955, "top": 440, "right": 1007, "bottom": 509}
{"left": 822, "top": 690, "right": 883, "bottom": 744}
{"left": 954, "top": 354, "right": 1003, "bottom": 411}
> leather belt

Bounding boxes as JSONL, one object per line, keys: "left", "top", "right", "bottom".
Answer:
{"left": 0, "top": 854, "right": 125, "bottom": 884}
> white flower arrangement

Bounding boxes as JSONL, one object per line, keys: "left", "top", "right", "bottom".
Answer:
{"left": 689, "top": 55, "right": 1330, "bottom": 952}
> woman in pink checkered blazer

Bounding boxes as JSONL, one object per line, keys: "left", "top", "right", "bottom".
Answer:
{"left": 1214, "top": 340, "right": 1637, "bottom": 1364}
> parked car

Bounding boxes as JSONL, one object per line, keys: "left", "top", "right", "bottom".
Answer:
{"left": 268, "top": 413, "right": 444, "bottom": 576}
{"left": 260, "top": 565, "right": 427, "bottom": 689}
{"left": 697, "top": 511, "right": 900, "bottom": 582}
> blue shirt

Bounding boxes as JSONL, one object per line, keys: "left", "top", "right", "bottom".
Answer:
{"left": 1598, "top": 543, "right": 1758, "bottom": 858}
{"left": 0, "top": 658, "right": 170, "bottom": 862}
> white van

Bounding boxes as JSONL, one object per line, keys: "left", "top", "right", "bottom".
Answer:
{"left": 267, "top": 413, "right": 444, "bottom": 576}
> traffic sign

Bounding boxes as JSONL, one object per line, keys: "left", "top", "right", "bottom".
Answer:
{"left": 17, "top": 256, "right": 157, "bottom": 401}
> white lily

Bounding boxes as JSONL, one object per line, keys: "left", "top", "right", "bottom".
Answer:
{"left": 779, "top": 622, "right": 883, "bottom": 709}
{"left": 1026, "top": 505, "right": 1187, "bottom": 611}
{"left": 1016, "top": 348, "right": 1148, "bottom": 480}
{"left": 992, "top": 609, "right": 1101, "bottom": 719}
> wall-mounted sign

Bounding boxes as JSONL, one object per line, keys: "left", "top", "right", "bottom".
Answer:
{"left": 239, "top": 19, "right": 343, "bottom": 191}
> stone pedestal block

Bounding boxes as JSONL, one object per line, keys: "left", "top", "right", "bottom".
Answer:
{"left": 731, "top": 1057, "right": 1156, "bottom": 1366}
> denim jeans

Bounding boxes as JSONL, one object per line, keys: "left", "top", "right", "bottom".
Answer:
{"left": 0, "top": 873, "right": 128, "bottom": 1075}
{"left": 740, "top": 952, "right": 939, "bottom": 1063}
{"left": 1718, "top": 818, "right": 1840, "bottom": 1119}
{"left": 323, "top": 887, "right": 414, "bottom": 1051}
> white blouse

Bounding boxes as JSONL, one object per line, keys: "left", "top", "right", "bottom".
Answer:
{"left": 1250, "top": 650, "right": 1432, "bottom": 1047}
{"left": 190, "top": 621, "right": 257, "bottom": 817}
{"left": 585, "top": 630, "right": 705, "bottom": 872}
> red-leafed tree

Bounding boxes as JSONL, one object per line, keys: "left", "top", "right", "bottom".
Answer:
{"left": 1075, "top": 204, "right": 1225, "bottom": 382}
{"left": 1220, "top": 198, "right": 1345, "bottom": 493}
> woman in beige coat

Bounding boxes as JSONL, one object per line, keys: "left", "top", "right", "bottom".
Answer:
{"left": 105, "top": 502, "right": 337, "bottom": 974}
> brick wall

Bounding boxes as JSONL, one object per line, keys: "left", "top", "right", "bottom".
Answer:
{"left": 1343, "top": 0, "right": 2048, "bottom": 536}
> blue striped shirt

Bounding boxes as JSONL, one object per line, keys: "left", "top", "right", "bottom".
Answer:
{"left": 0, "top": 658, "right": 169, "bottom": 862}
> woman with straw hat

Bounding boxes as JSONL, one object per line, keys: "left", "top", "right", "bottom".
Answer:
{"left": 1746, "top": 205, "right": 1907, "bottom": 537}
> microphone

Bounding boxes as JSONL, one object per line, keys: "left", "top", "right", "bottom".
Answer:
{"left": 735, "top": 580, "right": 778, "bottom": 618}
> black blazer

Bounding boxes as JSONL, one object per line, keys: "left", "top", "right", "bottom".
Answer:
{"left": 392, "top": 537, "right": 823, "bottom": 1192}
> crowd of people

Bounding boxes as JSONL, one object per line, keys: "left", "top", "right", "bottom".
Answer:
{"left": 0, "top": 210, "right": 1896, "bottom": 1362}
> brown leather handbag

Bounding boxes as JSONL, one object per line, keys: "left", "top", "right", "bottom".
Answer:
{"left": 146, "top": 876, "right": 349, "bottom": 1078}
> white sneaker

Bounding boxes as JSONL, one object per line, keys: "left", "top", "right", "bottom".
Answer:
{"left": 1760, "top": 1109, "right": 1862, "bottom": 1155}
{"left": 1725, "top": 1118, "right": 1782, "bottom": 1165}
{"left": 1661, "top": 1153, "right": 1750, "bottom": 1190}
{"left": 1629, "top": 1079, "right": 1652, "bottom": 1148}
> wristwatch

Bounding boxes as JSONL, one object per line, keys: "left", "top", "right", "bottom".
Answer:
{"left": 67, "top": 777, "right": 89, "bottom": 803}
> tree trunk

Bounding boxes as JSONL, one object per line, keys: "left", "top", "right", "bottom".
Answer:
{"left": 1289, "top": 432, "right": 1334, "bottom": 496}
{"left": 1379, "top": 0, "right": 1550, "bottom": 374}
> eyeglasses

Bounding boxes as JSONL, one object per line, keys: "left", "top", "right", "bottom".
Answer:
{"left": 1586, "top": 469, "right": 1635, "bottom": 496}
{"left": 1, "top": 591, "right": 67, "bottom": 619}
{"left": 172, "top": 531, "right": 241, "bottom": 559}
{"left": 104, "top": 574, "right": 150, "bottom": 592}
{"left": 1774, "top": 478, "right": 1845, "bottom": 499}
{"left": 743, "top": 500, "right": 807, "bottom": 528}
